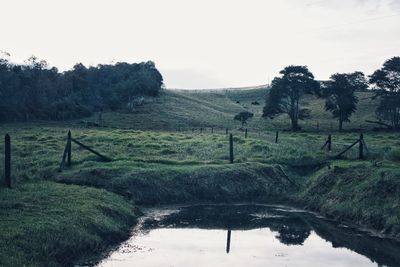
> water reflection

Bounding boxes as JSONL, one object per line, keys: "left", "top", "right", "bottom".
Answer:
{"left": 226, "top": 230, "right": 231, "bottom": 254}
{"left": 276, "top": 224, "right": 311, "bottom": 246}
{"left": 97, "top": 204, "right": 400, "bottom": 267}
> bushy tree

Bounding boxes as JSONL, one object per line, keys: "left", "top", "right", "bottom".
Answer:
{"left": 0, "top": 54, "right": 164, "bottom": 122}
{"left": 323, "top": 72, "right": 367, "bottom": 131}
{"left": 262, "top": 65, "right": 319, "bottom": 131}
{"left": 234, "top": 111, "right": 254, "bottom": 128}
{"left": 369, "top": 57, "right": 400, "bottom": 129}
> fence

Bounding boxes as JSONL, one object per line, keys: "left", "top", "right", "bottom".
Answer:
{"left": 58, "top": 130, "right": 111, "bottom": 172}
{"left": 2, "top": 128, "right": 372, "bottom": 188}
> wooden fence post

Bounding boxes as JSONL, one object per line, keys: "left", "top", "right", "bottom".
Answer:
{"left": 67, "top": 130, "right": 71, "bottom": 166}
{"left": 226, "top": 230, "right": 231, "bottom": 254}
{"left": 275, "top": 131, "right": 279, "bottom": 143}
{"left": 211, "top": 127, "right": 214, "bottom": 134}
{"left": 200, "top": 128, "right": 203, "bottom": 134}
{"left": 359, "top": 133, "right": 364, "bottom": 159}
{"left": 229, "top": 134, "right": 234, "bottom": 163}
{"left": 321, "top": 134, "right": 332, "bottom": 151}
{"left": 245, "top": 128, "right": 248, "bottom": 138}
{"left": 4, "top": 134, "right": 11, "bottom": 188}
{"left": 226, "top": 128, "right": 228, "bottom": 135}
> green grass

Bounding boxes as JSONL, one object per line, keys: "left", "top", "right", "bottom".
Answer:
{"left": 300, "top": 164, "right": 400, "bottom": 238}
{"left": 56, "top": 163, "right": 297, "bottom": 205}
{"left": 2, "top": 124, "right": 396, "bottom": 182}
{"left": 0, "top": 88, "right": 399, "bottom": 266}
{"left": 82, "top": 88, "right": 379, "bottom": 132}
{"left": 0, "top": 181, "right": 138, "bottom": 267}
{"left": 0, "top": 125, "right": 326, "bottom": 183}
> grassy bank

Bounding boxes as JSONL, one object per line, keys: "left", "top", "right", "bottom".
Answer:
{"left": 299, "top": 163, "right": 400, "bottom": 238}
{"left": 57, "top": 163, "right": 297, "bottom": 205}
{"left": 0, "top": 122, "right": 400, "bottom": 266}
{"left": 0, "top": 181, "right": 138, "bottom": 267}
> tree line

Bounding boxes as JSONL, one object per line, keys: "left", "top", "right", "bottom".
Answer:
{"left": 262, "top": 56, "right": 400, "bottom": 131}
{"left": 0, "top": 55, "right": 163, "bottom": 122}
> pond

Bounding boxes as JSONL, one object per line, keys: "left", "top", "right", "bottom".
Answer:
{"left": 96, "top": 204, "right": 400, "bottom": 267}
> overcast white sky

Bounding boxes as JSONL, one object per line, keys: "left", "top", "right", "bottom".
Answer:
{"left": 1, "top": 0, "right": 399, "bottom": 88}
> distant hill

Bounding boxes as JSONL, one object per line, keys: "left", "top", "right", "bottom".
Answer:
{"left": 169, "top": 84, "right": 269, "bottom": 92}
{"left": 87, "top": 86, "right": 379, "bottom": 132}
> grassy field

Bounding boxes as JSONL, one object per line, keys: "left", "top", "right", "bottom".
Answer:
{"left": 0, "top": 88, "right": 399, "bottom": 266}
{"left": 82, "top": 88, "right": 379, "bottom": 132}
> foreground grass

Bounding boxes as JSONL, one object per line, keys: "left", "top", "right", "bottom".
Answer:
{"left": 0, "top": 123, "right": 399, "bottom": 266}
{"left": 0, "top": 181, "right": 137, "bottom": 267}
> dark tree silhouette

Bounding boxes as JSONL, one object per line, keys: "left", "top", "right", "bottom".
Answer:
{"left": 369, "top": 57, "right": 400, "bottom": 130}
{"left": 276, "top": 224, "right": 312, "bottom": 246}
{"left": 323, "top": 72, "right": 367, "bottom": 131}
{"left": 0, "top": 54, "right": 163, "bottom": 122}
{"left": 262, "top": 65, "right": 319, "bottom": 131}
{"left": 234, "top": 111, "right": 254, "bottom": 128}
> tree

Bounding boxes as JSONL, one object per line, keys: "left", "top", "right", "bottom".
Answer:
{"left": 234, "top": 111, "right": 254, "bottom": 128}
{"left": 369, "top": 57, "right": 400, "bottom": 130}
{"left": 323, "top": 72, "right": 367, "bottom": 131}
{"left": 0, "top": 55, "right": 164, "bottom": 122}
{"left": 262, "top": 65, "right": 319, "bottom": 131}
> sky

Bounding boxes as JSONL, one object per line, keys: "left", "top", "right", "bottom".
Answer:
{"left": 1, "top": 0, "right": 399, "bottom": 89}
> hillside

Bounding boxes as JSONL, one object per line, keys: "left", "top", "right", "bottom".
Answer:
{"left": 86, "top": 87, "right": 379, "bottom": 132}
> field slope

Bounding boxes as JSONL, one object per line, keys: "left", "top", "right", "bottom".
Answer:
{"left": 86, "top": 87, "right": 379, "bottom": 132}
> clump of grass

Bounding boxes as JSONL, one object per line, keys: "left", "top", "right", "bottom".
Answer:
{"left": 0, "top": 181, "right": 138, "bottom": 267}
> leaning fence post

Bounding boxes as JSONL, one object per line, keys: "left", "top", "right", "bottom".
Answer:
{"left": 4, "top": 134, "right": 11, "bottom": 188}
{"left": 229, "top": 134, "right": 234, "bottom": 163}
{"left": 359, "top": 133, "right": 364, "bottom": 159}
{"left": 67, "top": 130, "right": 72, "bottom": 166}
{"left": 275, "top": 131, "right": 279, "bottom": 143}
{"left": 245, "top": 128, "right": 248, "bottom": 138}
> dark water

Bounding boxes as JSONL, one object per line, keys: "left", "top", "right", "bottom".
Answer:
{"left": 97, "top": 204, "right": 400, "bottom": 267}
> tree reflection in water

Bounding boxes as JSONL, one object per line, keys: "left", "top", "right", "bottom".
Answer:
{"left": 275, "top": 224, "right": 311, "bottom": 245}
{"left": 139, "top": 204, "right": 400, "bottom": 266}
